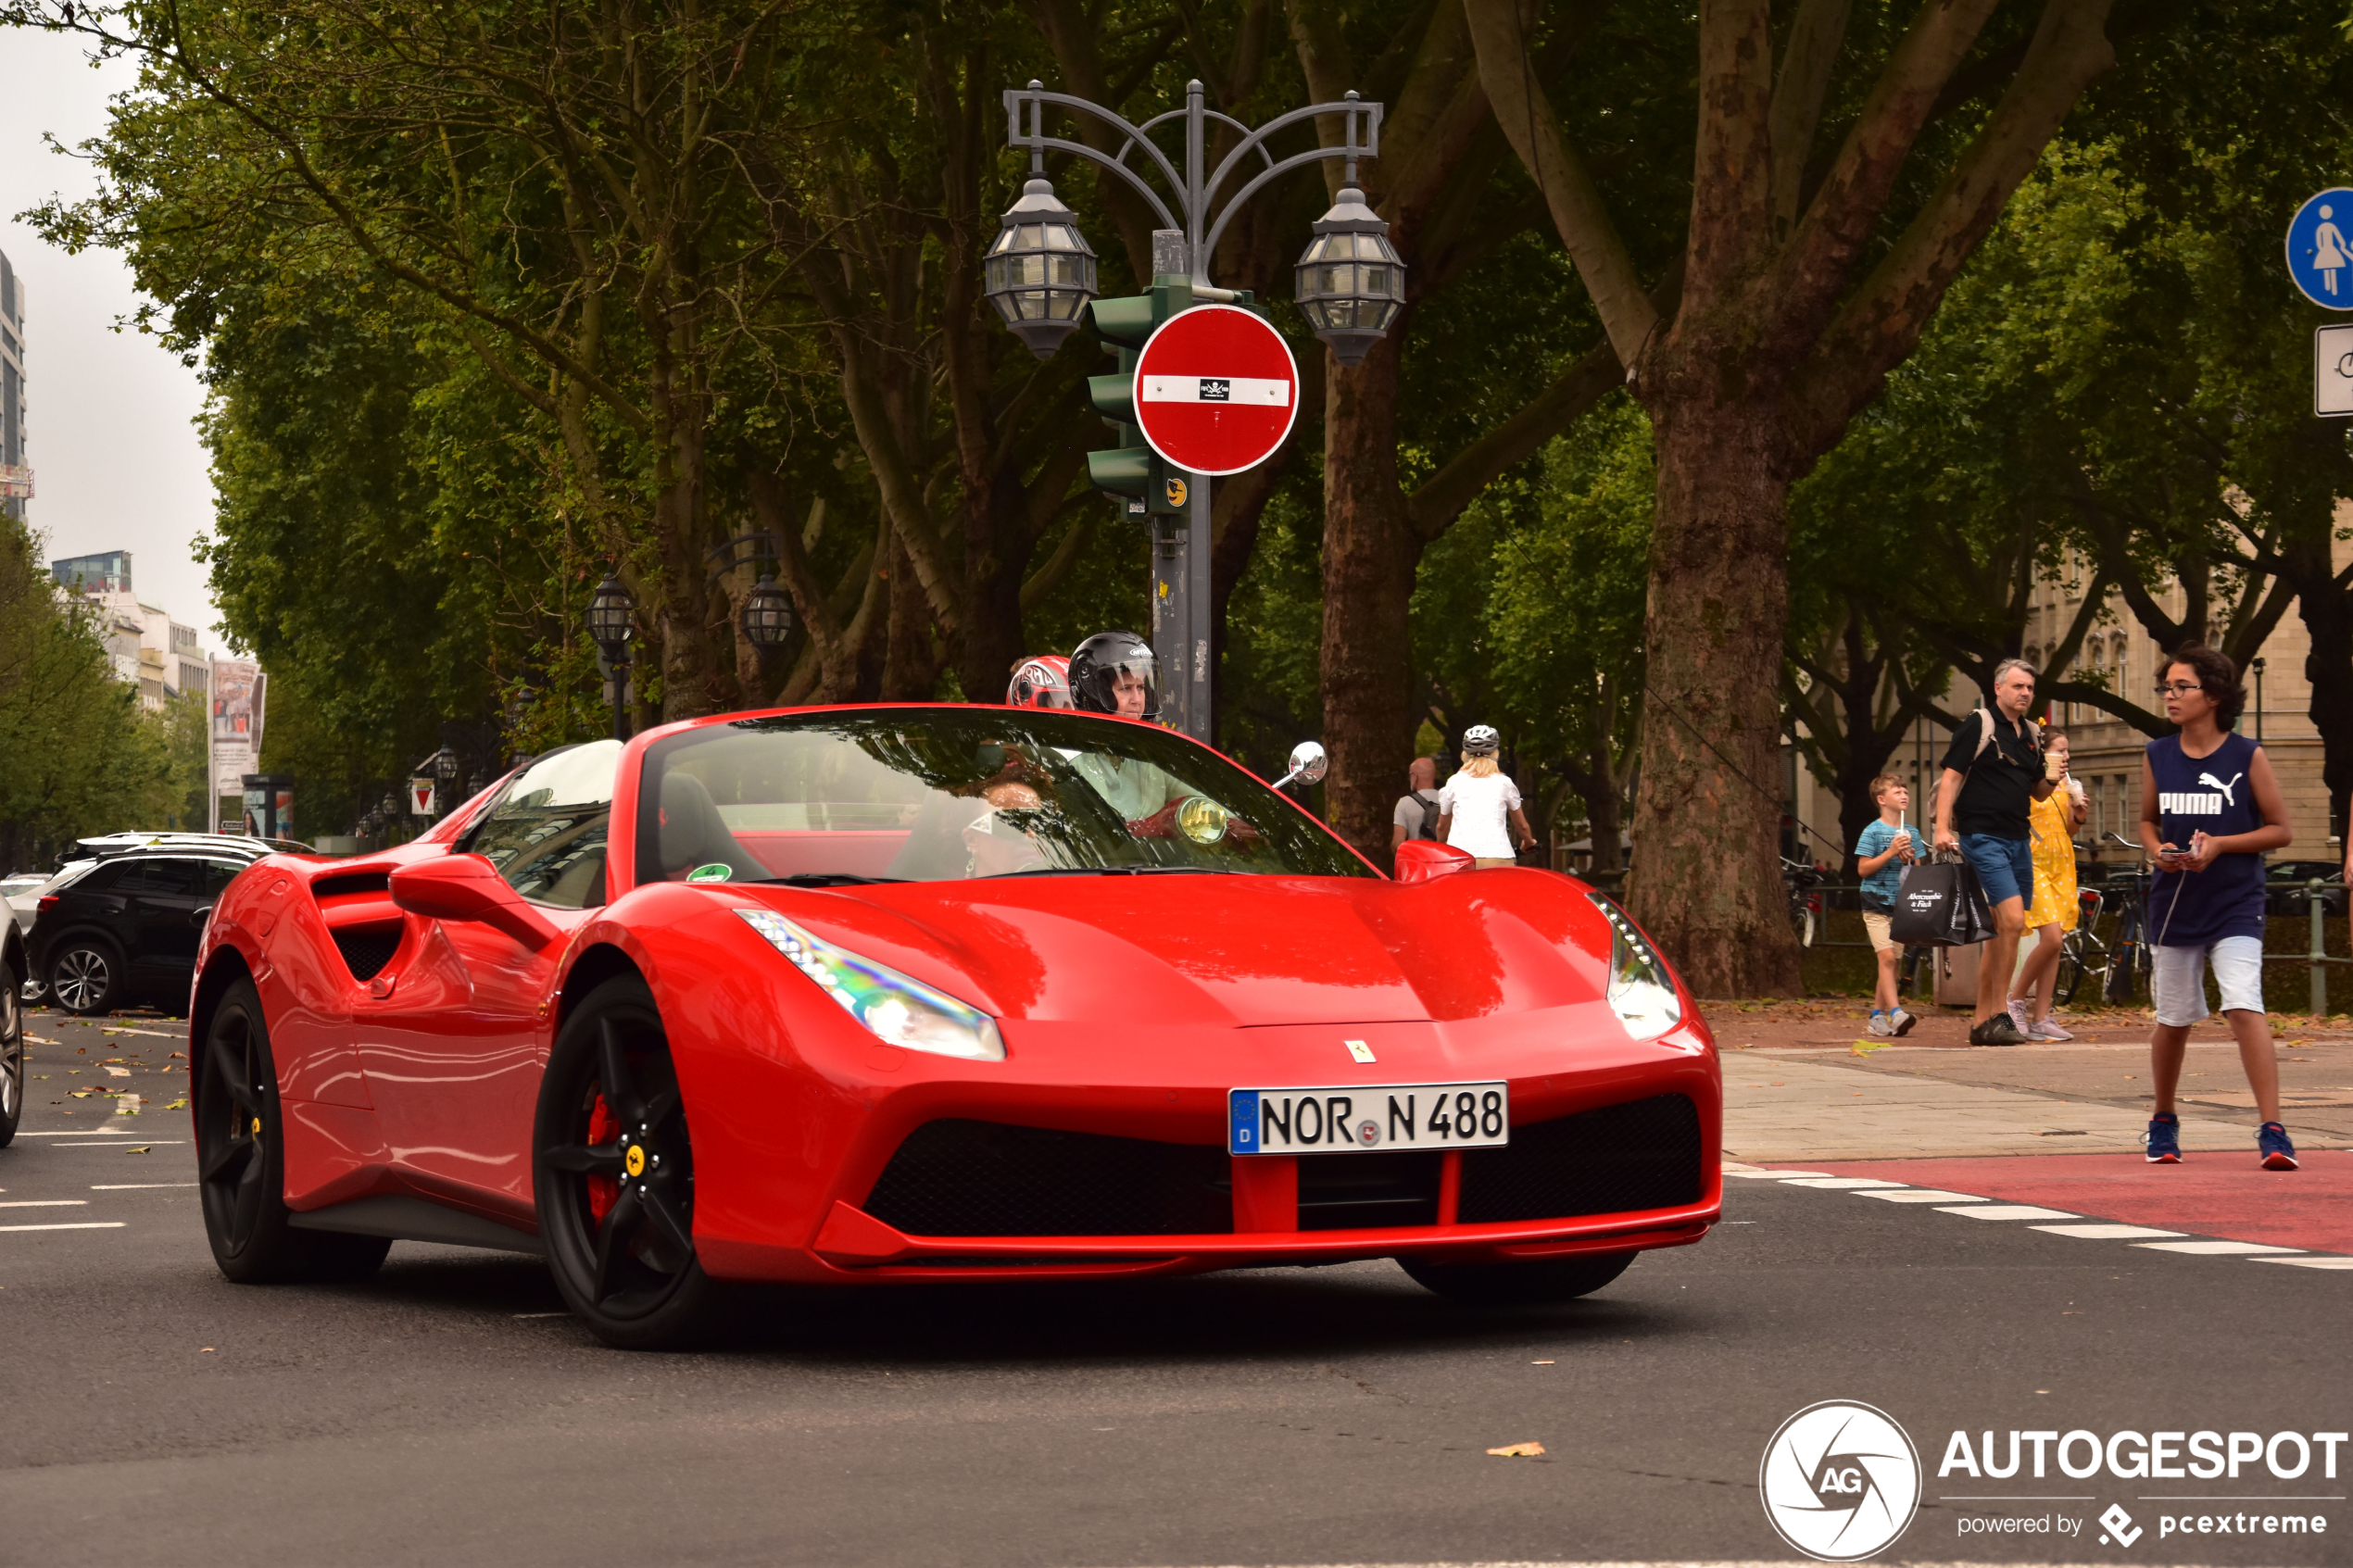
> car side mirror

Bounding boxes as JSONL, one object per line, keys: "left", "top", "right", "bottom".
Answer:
{"left": 389, "top": 854, "right": 558, "bottom": 948}
{"left": 1394, "top": 840, "right": 1475, "bottom": 884}
{"left": 1273, "top": 740, "right": 1327, "bottom": 790}
{"left": 191, "top": 905, "right": 213, "bottom": 929}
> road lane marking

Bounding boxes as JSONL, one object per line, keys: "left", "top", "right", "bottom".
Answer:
{"left": 90, "top": 1183, "right": 196, "bottom": 1189}
{"left": 0, "top": 1223, "right": 126, "bottom": 1232}
{"left": 1859, "top": 1188, "right": 1988, "bottom": 1202}
{"left": 2135, "top": 1240, "right": 2303, "bottom": 1254}
{"left": 2032, "top": 1223, "right": 2186, "bottom": 1239}
{"left": 2250, "top": 1255, "right": 2353, "bottom": 1269}
{"left": 1938, "top": 1204, "right": 2080, "bottom": 1220}
{"left": 0, "top": 1199, "right": 88, "bottom": 1208}
{"left": 41, "top": 1140, "right": 184, "bottom": 1148}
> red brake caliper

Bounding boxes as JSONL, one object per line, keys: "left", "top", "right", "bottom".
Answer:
{"left": 585, "top": 1091, "right": 622, "bottom": 1223}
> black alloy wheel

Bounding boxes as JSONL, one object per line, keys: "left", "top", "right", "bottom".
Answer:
{"left": 0, "top": 956, "right": 22, "bottom": 1147}
{"left": 535, "top": 976, "right": 723, "bottom": 1348}
{"left": 1399, "top": 1249, "right": 1635, "bottom": 1305}
{"left": 196, "top": 979, "right": 390, "bottom": 1283}
{"left": 49, "top": 937, "right": 121, "bottom": 1016}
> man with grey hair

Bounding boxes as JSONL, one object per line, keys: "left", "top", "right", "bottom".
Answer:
{"left": 1935, "top": 659, "right": 2058, "bottom": 1044}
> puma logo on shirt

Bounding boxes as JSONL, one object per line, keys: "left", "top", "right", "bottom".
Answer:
{"left": 2162, "top": 771, "right": 2244, "bottom": 815}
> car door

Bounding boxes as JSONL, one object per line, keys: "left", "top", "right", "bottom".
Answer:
{"left": 365, "top": 743, "right": 617, "bottom": 1212}
{"left": 118, "top": 858, "right": 207, "bottom": 997}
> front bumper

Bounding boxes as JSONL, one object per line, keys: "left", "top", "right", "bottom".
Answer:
{"left": 678, "top": 1002, "right": 1722, "bottom": 1286}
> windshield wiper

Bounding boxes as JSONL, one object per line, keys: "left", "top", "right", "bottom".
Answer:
{"left": 755, "top": 872, "right": 910, "bottom": 887}
{"left": 982, "top": 865, "right": 1233, "bottom": 878}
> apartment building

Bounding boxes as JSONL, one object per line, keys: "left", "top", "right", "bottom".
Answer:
{"left": 50, "top": 550, "right": 214, "bottom": 710}
{"left": 0, "top": 248, "right": 25, "bottom": 524}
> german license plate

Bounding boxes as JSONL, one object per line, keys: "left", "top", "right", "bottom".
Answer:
{"left": 1227, "top": 1082, "right": 1509, "bottom": 1156}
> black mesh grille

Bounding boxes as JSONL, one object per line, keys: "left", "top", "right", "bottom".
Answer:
{"left": 1459, "top": 1094, "right": 1703, "bottom": 1223}
{"left": 1297, "top": 1149, "right": 1441, "bottom": 1231}
{"left": 331, "top": 923, "right": 403, "bottom": 982}
{"left": 863, "top": 1119, "right": 1231, "bottom": 1237}
{"left": 314, "top": 872, "right": 392, "bottom": 900}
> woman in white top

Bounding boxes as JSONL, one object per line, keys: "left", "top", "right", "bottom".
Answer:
{"left": 1434, "top": 726, "right": 1536, "bottom": 868}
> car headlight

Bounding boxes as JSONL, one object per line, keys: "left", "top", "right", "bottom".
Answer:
{"left": 736, "top": 908, "right": 1004, "bottom": 1061}
{"left": 1587, "top": 891, "right": 1682, "bottom": 1039}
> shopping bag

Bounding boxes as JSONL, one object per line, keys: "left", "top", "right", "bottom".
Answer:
{"left": 1890, "top": 851, "right": 1993, "bottom": 947}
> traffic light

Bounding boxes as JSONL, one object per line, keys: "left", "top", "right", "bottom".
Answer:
{"left": 1086, "top": 277, "right": 1186, "bottom": 514}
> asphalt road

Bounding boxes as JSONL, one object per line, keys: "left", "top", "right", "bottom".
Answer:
{"left": 4, "top": 1009, "right": 2347, "bottom": 1567}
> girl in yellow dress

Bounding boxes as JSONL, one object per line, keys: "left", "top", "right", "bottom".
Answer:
{"left": 2008, "top": 729, "right": 2090, "bottom": 1039}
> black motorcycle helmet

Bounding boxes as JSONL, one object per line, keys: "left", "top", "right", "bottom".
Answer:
{"left": 1068, "top": 631, "right": 1160, "bottom": 720}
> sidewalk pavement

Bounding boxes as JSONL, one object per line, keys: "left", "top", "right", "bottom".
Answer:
{"left": 1702, "top": 999, "right": 2353, "bottom": 1164}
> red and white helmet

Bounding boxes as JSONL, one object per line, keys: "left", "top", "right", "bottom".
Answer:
{"left": 1006, "top": 655, "right": 1075, "bottom": 709}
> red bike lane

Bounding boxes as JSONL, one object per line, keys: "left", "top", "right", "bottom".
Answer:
{"left": 1799, "top": 1152, "right": 2353, "bottom": 1254}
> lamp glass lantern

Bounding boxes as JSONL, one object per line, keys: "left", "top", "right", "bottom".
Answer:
{"left": 1294, "top": 186, "right": 1405, "bottom": 366}
{"left": 741, "top": 574, "right": 794, "bottom": 649}
{"left": 985, "top": 178, "right": 1099, "bottom": 359}
{"left": 586, "top": 575, "right": 636, "bottom": 657}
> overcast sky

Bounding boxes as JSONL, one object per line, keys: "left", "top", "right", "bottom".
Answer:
{"left": 2, "top": 27, "right": 222, "bottom": 645}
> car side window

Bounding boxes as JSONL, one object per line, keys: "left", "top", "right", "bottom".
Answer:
{"left": 462, "top": 740, "right": 622, "bottom": 909}
{"left": 115, "top": 859, "right": 202, "bottom": 896}
{"left": 199, "top": 861, "right": 242, "bottom": 896}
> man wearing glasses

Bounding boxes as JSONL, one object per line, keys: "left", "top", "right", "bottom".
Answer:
{"left": 1934, "top": 659, "right": 2059, "bottom": 1045}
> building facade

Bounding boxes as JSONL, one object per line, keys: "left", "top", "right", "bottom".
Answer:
{"left": 1789, "top": 512, "right": 2353, "bottom": 872}
{"left": 49, "top": 550, "right": 214, "bottom": 711}
{"left": 0, "top": 248, "right": 25, "bottom": 524}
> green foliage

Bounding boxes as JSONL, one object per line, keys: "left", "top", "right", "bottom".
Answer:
{"left": 0, "top": 518, "right": 176, "bottom": 865}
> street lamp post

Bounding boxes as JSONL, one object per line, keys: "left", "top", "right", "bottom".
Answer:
{"left": 984, "top": 80, "right": 1402, "bottom": 742}
{"left": 2252, "top": 657, "right": 2266, "bottom": 744}
{"left": 586, "top": 575, "right": 636, "bottom": 744}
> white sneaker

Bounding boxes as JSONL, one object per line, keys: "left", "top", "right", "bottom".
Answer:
{"left": 1867, "top": 1012, "right": 1894, "bottom": 1037}
{"left": 2007, "top": 998, "right": 2036, "bottom": 1036}
{"left": 2032, "top": 1017, "right": 2074, "bottom": 1041}
{"left": 1888, "top": 1007, "right": 1919, "bottom": 1037}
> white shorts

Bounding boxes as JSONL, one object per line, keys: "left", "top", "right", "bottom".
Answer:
{"left": 2150, "top": 935, "right": 2266, "bottom": 1026}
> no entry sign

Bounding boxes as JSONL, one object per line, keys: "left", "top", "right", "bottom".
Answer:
{"left": 1134, "top": 305, "right": 1301, "bottom": 477}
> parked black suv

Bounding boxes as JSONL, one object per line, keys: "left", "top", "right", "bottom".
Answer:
{"left": 32, "top": 850, "right": 263, "bottom": 1015}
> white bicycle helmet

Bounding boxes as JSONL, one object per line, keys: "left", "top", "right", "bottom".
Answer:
{"left": 1463, "top": 724, "right": 1501, "bottom": 754}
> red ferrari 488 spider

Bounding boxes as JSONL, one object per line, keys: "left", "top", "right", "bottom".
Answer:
{"left": 189, "top": 705, "right": 1719, "bottom": 1346}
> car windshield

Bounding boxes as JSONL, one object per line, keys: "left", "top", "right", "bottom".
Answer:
{"left": 635, "top": 709, "right": 1371, "bottom": 885}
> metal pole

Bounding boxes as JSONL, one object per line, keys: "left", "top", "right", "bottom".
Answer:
{"left": 611, "top": 656, "right": 631, "bottom": 745}
{"left": 1187, "top": 473, "right": 1214, "bottom": 744}
{"left": 1152, "top": 517, "right": 1186, "bottom": 732}
{"left": 2310, "top": 878, "right": 2327, "bottom": 1017}
{"left": 1185, "top": 81, "right": 1206, "bottom": 285}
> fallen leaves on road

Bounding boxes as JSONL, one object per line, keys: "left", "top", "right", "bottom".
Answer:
{"left": 1851, "top": 1039, "right": 1887, "bottom": 1056}
{"left": 104, "top": 1066, "right": 131, "bottom": 1078}
{"left": 163, "top": 1098, "right": 186, "bottom": 1110}
{"left": 1487, "top": 1441, "right": 1546, "bottom": 1458}
{"left": 125, "top": 1147, "right": 152, "bottom": 1154}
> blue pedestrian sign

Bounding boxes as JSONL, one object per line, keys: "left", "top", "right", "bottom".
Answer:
{"left": 2287, "top": 189, "right": 2353, "bottom": 309}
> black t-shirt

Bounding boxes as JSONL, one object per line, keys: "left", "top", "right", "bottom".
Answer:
{"left": 1941, "top": 709, "right": 2042, "bottom": 841}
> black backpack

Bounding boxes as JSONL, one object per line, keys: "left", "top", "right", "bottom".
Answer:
{"left": 1409, "top": 790, "right": 1442, "bottom": 840}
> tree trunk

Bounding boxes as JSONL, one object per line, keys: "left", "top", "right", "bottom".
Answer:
{"left": 2296, "top": 568, "right": 2353, "bottom": 847}
{"left": 1624, "top": 395, "right": 1803, "bottom": 997}
{"left": 1315, "top": 326, "right": 1421, "bottom": 865}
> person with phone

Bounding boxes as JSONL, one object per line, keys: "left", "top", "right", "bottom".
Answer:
{"left": 2137, "top": 644, "right": 2297, "bottom": 1170}
{"left": 2006, "top": 729, "right": 2091, "bottom": 1038}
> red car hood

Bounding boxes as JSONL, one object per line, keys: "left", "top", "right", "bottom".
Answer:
{"left": 734, "top": 871, "right": 1615, "bottom": 1027}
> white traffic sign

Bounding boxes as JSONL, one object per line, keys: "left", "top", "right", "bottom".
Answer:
{"left": 1133, "top": 305, "right": 1300, "bottom": 476}
{"left": 2286, "top": 189, "right": 2353, "bottom": 310}
{"left": 2317, "top": 325, "right": 2353, "bottom": 417}
{"left": 409, "top": 778, "right": 437, "bottom": 816}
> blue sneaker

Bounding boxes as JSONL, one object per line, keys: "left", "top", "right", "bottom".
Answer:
{"left": 2145, "top": 1113, "right": 2182, "bottom": 1164}
{"left": 2259, "top": 1123, "right": 2298, "bottom": 1172}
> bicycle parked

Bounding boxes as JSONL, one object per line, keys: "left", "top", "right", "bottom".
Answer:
{"left": 2049, "top": 833, "right": 2155, "bottom": 1006}
{"left": 1783, "top": 857, "right": 1823, "bottom": 949}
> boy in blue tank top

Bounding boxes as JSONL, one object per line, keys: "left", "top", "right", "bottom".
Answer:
{"left": 2137, "top": 644, "right": 2297, "bottom": 1169}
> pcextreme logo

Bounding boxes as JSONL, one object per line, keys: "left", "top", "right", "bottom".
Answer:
{"left": 1760, "top": 1400, "right": 1924, "bottom": 1562}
